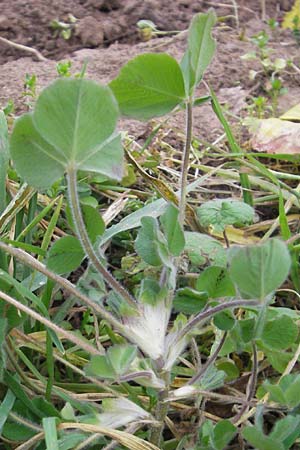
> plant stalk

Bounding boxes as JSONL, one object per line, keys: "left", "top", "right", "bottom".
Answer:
{"left": 188, "top": 332, "right": 227, "bottom": 385}
{"left": 174, "top": 299, "right": 259, "bottom": 345}
{"left": 232, "top": 341, "right": 258, "bottom": 423}
{"left": 179, "top": 100, "right": 193, "bottom": 226}
{"left": 67, "top": 166, "right": 138, "bottom": 309}
{"left": 149, "top": 371, "right": 170, "bottom": 446}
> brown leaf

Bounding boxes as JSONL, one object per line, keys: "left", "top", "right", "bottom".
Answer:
{"left": 251, "top": 118, "right": 300, "bottom": 154}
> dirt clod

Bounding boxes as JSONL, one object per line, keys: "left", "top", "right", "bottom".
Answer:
{"left": 0, "top": 15, "right": 11, "bottom": 31}
{"left": 0, "top": 0, "right": 298, "bottom": 146}
{"left": 75, "top": 16, "right": 104, "bottom": 47}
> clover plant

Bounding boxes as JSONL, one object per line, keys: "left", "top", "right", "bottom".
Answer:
{"left": 0, "top": 9, "right": 296, "bottom": 450}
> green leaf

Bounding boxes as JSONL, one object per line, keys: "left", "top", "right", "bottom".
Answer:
{"left": 43, "top": 417, "right": 59, "bottom": 450}
{"left": 264, "top": 349, "right": 292, "bottom": 373}
{"left": 10, "top": 79, "right": 123, "bottom": 188}
{"left": 0, "top": 111, "right": 9, "bottom": 213}
{"left": 196, "top": 199, "right": 255, "bottom": 233}
{"left": 107, "top": 345, "right": 137, "bottom": 375}
{"left": 33, "top": 398, "right": 60, "bottom": 418}
{"left": 100, "top": 176, "right": 209, "bottom": 246}
{"left": 264, "top": 374, "right": 300, "bottom": 408}
{"left": 243, "top": 426, "right": 284, "bottom": 450}
{"left": 173, "top": 287, "right": 208, "bottom": 314}
{"left": 262, "top": 382, "right": 287, "bottom": 405}
{"left": 270, "top": 415, "right": 300, "bottom": 448}
{"left": 261, "top": 315, "right": 298, "bottom": 350}
{"left": 2, "top": 420, "right": 36, "bottom": 441}
{"left": 0, "top": 389, "right": 15, "bottom": 434}
{"left": 212, "top": 420, "right": 236, "bottom": 450}
{"left": 160, "top": 204, "right": 185, "bottom": 256}
{"left": 228, "top": 238, "right": 291, "bottom": 301}
{"left": 198, "top": 366, "right": 226, "bottom": 391}
{"left": 213, "top": 310, "right": 235, "bottom": 331}
{"left": 238, "top": 318, "right": 256, "bottom": 343}
{"left": 67, "top": 204, "right": 105, "bottom": 243}
{"left": 0, "top": 317, "right": 7, "bottom": 380}
{"left": 181, "top": 10, "right": 217, "bottom": 94}
{"left": 196, "top": 266, "right": 236, "bottom": 298}
{"left": 216, "top": 361, "right": 239, "bottom": 381}
{"left": 57, "top": 433, "right": 90, "bottom": 450}
{"left": 101, "top": 198, "right": 167, "bottom": 246}
{"left": 198, "top": 420, "right": 214, "bottom": 449}
{"left": 184, "top": 232, "right": 226, "bottom": 267}
{"left": 61, "top": 403, "right": 76, "bottom": 421}
{"left": 284, "top": 376, "right": 300, "bottom": 408}
{"left": 110, "top": 53, "right": 186, "bottom": 120}
{"left": 135, "top": 216, "right": 167, "bottom": 266}
{"left": 10, "top": 114, "right": 64, "bottom": 189}
{"left": 138, "top": 278, "right": 165, "bottom": 306}
{"left": 47, "top": 236, "right": 85, "bottom": 274}
{"left": 85, "top": 355, "right": 115, "bottom": 379}
{"left": 3, "top": 371, "right": 44, "bottom": 419}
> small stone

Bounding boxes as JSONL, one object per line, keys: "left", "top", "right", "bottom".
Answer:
{"left": 75, "top": 16, "right": 104, "bottom": 47}
{"left": 0, "top": 15, "right": 11, "bottom": 31}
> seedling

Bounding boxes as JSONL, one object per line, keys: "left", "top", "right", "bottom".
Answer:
{"left": 0, "top": 10, "right": 295, "bottom": 450}
{"left": 292, "top": 15, "right": 300, "bottom": 45}
{"left": 247, "top": 95, "right": 271, "bottom": 118}
{"left": 268, "top": 18, "right": 279, "bottom": 32}
{"left": 242, "top": 30, "right": 288, "bottom": 116}
{"left": 2, "top": 99, "right": 14, "bottom": 117}
{"left": 56, "top": 60, "right": 72, "bottom": 77}
{"left": 22, "top": 73, "right": 37, "bottom": 109}
{"left": 50, "top": 14, "right": 77, "bottom": 40}
{"left": 197, "top": 199, "right": 255, "bottom": 246}
{"left": 137, "top": 19, "right": 180, "bottom": 41}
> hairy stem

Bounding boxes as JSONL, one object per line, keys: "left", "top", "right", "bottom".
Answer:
{"left": 232, "top": 341, "right": 258, "bottom": 423}
{"left": 67, "top": 166, "right": 137, "bottom": 308}
{"left": 174, "top": 299, "right": 259, "bottom": 345}
{"left": 149, "top": 371, "right": 170, "bottom": 446}
{"left": 179, "top": 100, "right": 193, "bottom": 226}
{"left": 188, "top": 332, "right": 227, "bottom": 385}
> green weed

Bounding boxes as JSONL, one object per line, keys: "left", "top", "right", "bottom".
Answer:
{"left": 0, "top": 10, "right": 298, "bottom": 450}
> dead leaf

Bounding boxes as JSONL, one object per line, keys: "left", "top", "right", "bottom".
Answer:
{"left": 251, "top": 118, "right": 300, "bottom": 154}
{"left": 280, "top": 103, "right": 300, "bottom": 122}
{"left": 282, "top": 0, "right": 300, "bottom": 29}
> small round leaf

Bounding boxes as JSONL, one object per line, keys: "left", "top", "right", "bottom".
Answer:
{"left": 10, "top": 114, "right": 64, "bottom": 189}
{"left": 185, "top": 232, "right": 226, "bottom": 267}
{"left": 110, "top": 53, "right": 186, "bottom": 120}
{"left": 47, "top": 236, "right": 84, "bottom": 274}
{"left": 197, "top": 199, "right": 254, "bottom": 233}
{"left": 228, "top": 238, "right": 291, "bottom": 301}
{"left": 261, "top": 315, "right": 298, "bottom": 350}
{"left": 10, "top": 79, "right": 123, "bottom": 188}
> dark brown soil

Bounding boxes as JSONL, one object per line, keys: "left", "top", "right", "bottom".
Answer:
{"left": 0, "top": 0, "right": 294, "bottom": 62}
{"left": 0, "top": 0, "right": 298, "bottom": 142}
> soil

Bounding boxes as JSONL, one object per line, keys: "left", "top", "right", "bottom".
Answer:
{"left": 0, "top": 0, "right": 299, "bottom": 143}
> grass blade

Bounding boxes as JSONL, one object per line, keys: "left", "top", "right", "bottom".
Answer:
{"left": 0, "top": 389, "right": 15, "bottom": 433}
{"left": 210, "top": 87, "right": 253, "bottom": 205}
{"left": 0, "top": 111, "right": 9, "bottom": 214}
{"left": 43, "top": 417, "right": 59, "bottom": 450}
{"left": 0, "top": 184, "right": 35, "bottom": 234}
